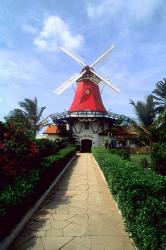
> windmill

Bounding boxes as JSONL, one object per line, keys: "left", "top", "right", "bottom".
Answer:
{"left": 52, "top": 46, "right": 122, "bottom": 152}
{"left": 54, "top": 46, "right": 120, "bottom": 113}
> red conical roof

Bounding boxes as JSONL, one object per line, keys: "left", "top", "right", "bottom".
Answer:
{"left": 69, "top": 78, "right": 106, "bottom": 112}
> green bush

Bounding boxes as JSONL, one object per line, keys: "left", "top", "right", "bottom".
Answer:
{"left": 130, "top": 154, "right": 151, "bottom": 168}
{"left": 0, "top": 122, "right": 38, "bottom": 188}
{"left": 140, "top": 158, "right": 149, "bottom": 168}
{"left": 0, "top": 170, "right": 39, "bottom": 211}
{"left": 35, "top": 138, "right": 59, "bottom": 158}
{"left": 41, "top": 146, "right": 77, "bottom": 169}
{"left": 109, "top": 148, "right": 130, "bottom": 160}
{"left": 151, "top": 143, "right": 166, "bottom": 175}
{"left": 92, "top": 147, "right": 166, "bottom": 250}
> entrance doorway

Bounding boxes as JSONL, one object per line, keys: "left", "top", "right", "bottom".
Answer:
{"left": 81, "top": 139, "right": 92, "bottom": 152}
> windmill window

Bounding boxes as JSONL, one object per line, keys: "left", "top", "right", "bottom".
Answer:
{"left": 85, "top": 122, "right": 89, "bottom": 130}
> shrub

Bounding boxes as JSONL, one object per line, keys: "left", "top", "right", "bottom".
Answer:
{"left": 0, "top": 122, "right": 38, "bottom": 188}
{"left": 109, "top": 148, "right": 130, "bottom": 160}
{"left": 41, "top": 146, "right": 77, "bottom": 170}
{"left": 0, "top": 170, "right": 39, "bottom": 210}
{"left": 140, "top": 157, "right": 149, "bottom": 168}
{"left": 35, "top": 138, "right": 59, "bottom": 158}
{"left": 152, "top": 143, "right": 166, "bottom": 175}
{"left": 92, "top": 147, "right": 166, "bottom": 250}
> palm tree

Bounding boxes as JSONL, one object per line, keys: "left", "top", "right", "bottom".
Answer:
{"left": 152, "top": 78, "right": 166, "bottom": 113}
{"left": 154, "top": 108, "right": 166, "bottom": 142}
{"left": 129, "top": 95, "right": 157, "bottom": 146}
{"left": 5, "top": 97, "right": 50, "bottom": 136}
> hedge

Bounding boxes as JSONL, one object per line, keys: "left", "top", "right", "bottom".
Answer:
{"left": 0, "top": 146, "right": 77, "bottom": 241}
{"left": 92, "top": 147, "right": 166, "bottom": 250}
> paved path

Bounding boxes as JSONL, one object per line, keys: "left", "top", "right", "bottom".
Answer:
{"left": 11, "top": 153, "right": 135, "bottom": 250}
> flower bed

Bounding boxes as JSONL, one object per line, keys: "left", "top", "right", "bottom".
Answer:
{"left": 0, "top": 146, "right": 77, "bottom": 241}
{"left": 92, "top": 147, "right": 166, "bottom": 250}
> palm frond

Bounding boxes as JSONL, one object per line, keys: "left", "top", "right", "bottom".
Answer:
{"left": 130, "top": 95, "right": 156, "bottom": 127}
{"left": 5, "top": 97, "right": 49, "bottom": 135}
{"left": 152, "top": 78, "right": 166, "bottom": 113}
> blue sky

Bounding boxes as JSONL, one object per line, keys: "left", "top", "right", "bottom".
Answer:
{"left": 0, "top": 0, "right": 166, "bottom": 121}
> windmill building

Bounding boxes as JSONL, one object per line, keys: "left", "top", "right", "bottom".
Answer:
{"left": 51, "top": 46, "right": 132, "bottom": 152}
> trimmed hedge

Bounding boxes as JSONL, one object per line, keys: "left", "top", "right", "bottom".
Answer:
{"left": 92, "top": 147, "right": 166, "bottom": 250}
{"left": 0, "top": 146, "right": 77, "bottom": 240}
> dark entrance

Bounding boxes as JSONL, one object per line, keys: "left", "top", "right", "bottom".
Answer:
{"left": 81, "top": 139, "right": 92, "bottom": 152}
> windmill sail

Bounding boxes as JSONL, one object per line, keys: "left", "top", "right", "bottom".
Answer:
{"left": 54, "top": 45, "right": 120, "bottom": 95}
{"left": 90, "top": 45, "right": 114, "bottom": 67}
{"left": 89, "top": 69, "right": 120, "bottom": 93}
{"left": 60, "top": 47, "right": 86, "bottom": 66}
{"left": 54, "top": 70, "right": 86, "bottom": 95}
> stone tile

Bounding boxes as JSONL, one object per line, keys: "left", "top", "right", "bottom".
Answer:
{"left": 67, "top": 214, "right": 89, "bottom": 227}
{"left": 73, "top": 236, "right": 91, "bottom": 248}
{"left": 54, "top": 208, "right": 69, "bottom": 215}
{"left": 61, "top": 238, "right": 90, "bottom": 250}
{"left": 52, "top": 214, "right": 74, "bottom": 221}
{"left": 41, "top": 236, "right": 73, "bottom": 250}
{"left": 26, "top": 220, "right": 51, "bottom": 231}
{"left": 50, "top": 220, "right": 71, "bottom": 229}
{"left": 68, "top": 206, "right": 88, "bottom": 215}
{"left": 32, "top": 230, "right": 47, "bottom": 237}
{"left": 13, "top": 237, "right": 44, "bottom": 250}
{"left": 64, "top": 222, "right": 88, "bottom": 236}
{"left": 91, "top": 236, "right": 124, "bottom": 250}
{"left": 46, "top": 228, "right": 63, "bottom": 236}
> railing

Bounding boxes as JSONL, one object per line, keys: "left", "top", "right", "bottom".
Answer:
{"left": 51, "top": 111, "right": 133, "bottom": 124}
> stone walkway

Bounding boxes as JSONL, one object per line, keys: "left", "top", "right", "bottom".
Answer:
{"left": 11, "top": 153, "right": 135, "bottom": 250}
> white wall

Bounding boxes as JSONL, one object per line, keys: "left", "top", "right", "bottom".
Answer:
{"left": 71, "top": 120, "right": 109, "bottom": 146}
{"left": 36, "top": 134, "right": 61, "bottom": 141}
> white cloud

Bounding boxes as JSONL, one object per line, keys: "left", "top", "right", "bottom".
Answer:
{"left": 34, "top": 15, "right": 84, "bottom": 52}
{"left": 87, "top": 0, "right": 164, "bottom": 22}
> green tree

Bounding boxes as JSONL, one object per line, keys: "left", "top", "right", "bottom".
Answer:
{"left": 5, "top": 97, "right": 50, "bottom": 136}
{"left": 154, "top": 108, "right": 166, "bottom": 142}
{"left": 152, "top": 78, "right": 166, "bottom": 113}
{"left": 130, "top": 95, "right": 157, "bottom": 146}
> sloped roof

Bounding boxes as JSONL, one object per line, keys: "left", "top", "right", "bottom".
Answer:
{"left": 43, "top": 124, "right": 61, "bottom": 134}
{"left": 99, "top": 126, "right": 138, "bottom": 137}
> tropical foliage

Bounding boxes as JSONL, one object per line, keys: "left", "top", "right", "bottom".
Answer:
{"left": 5, "top": 97, "right": 50, "bottom": 136}
{"left": 0, "top": 122, "right": 69, "bottom": 191}
{"left": 152, "top": 78, "right": 166, "bottom": 113}
{"left": 129, "top": 78, "right": 166, "bottom": 175}
{"left": 129, "top": 95, "right": 157, "bottom": 146}
{"left": 0, "top": 122, "right": 39, "bottom": 189}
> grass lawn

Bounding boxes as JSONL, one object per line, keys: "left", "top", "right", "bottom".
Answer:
{"left": 130, "top": 154, "right": 151, "bottom": 167}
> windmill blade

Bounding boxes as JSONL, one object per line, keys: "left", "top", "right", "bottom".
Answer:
{"left": 54, "top": 70, "right": 86, "bottom": 95}
{"left": 90, "top": 45, "right": 114, "bottom": 67}
{"left": 60, "top": 47, "right": 86, "bottom": 67}
{"left": 89, "top": 69, "right": 120, "bottom": 93}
